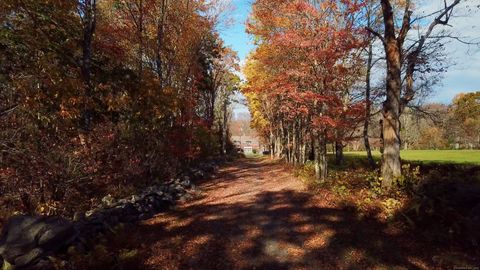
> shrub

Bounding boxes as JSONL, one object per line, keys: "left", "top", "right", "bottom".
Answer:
{"left": 294, "top": 161, "right": 318, "bottom": 189}
{"left": 332, "top": 184, "right": 350, "bottom": 197}
{"left": 366, "top": 171, "right": 383, "bottom": 196}
{"left": 382, "top": 198, "right": 402, "bottom": 219}
{"left": 395, "top": 164, "right": 421, "bottom": 192}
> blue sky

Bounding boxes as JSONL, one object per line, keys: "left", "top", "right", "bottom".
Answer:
{"left": 219, "top": 0, "right": 253, "bottom": 115}
{"left": 220, "top": 0, "right": 255, "bottom": 65}
{"left": 219, "top": 0, "right": 480, "bottom": 111}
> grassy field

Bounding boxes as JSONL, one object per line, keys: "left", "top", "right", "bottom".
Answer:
{"left": 344, "top": 150, "right": 480, "bottom": 165}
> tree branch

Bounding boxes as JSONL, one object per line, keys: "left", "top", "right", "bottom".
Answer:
{"left": 428, "top": 35, "right": 480, "bottom": 45}
{"left": 397, "top": 0, "right": 412, "bottom": 46}
{"left": 0, "top": 105, "right": 18, "bottom": 118}
{"left": 366, "top": 27, "right": 386, "bottom": 46}
{"left": 402, "top": 0, "right": 462, "bottom": 107}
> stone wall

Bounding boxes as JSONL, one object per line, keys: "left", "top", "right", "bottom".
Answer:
{"left": 0, "top": 160, "right": 221, "bottom": 270}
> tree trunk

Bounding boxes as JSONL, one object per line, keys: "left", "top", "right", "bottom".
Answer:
{"left": 280, "top": 119, "right": 286, "bottom": 159}
{"left": 137, "top": 0, "right": 144, "bottom": 79}
{"left": 80, "top": 0, "right": 96, "bottom": 131}
{"left": 300, "top": 142, "right": 306, "bottom": 165}
{"left": 287, "top": 125, "right": 291, "bottom": 163}
{"left": 335, "top": 141, "right": 344, "bottom": 165}
{"left": 270, "top": 128, "right": 275, "bottom": 159}
{"left": 380, "top": 0, "right": 402, "bottom": 188}
{"left": 221, "top": 98, "right": 228, "bottom": 155}
{"left": 294, "top": 121, "right": 301, "bottom": 165}
{"left": 308, "top": 136, "right": 315, "bottom": 161}
{"left": 299, "top": 125, "right": 306, "bottom": 165}
{"left": 156, "top": 0, "right": 167, "bottom": 87}
{"left": 314, "top": 132, "right": 328, "bottom": 182}
{"left": 364, "top": 43, "right": 375, "bottom": 167}
{"left": 290, "top": 121, "right": 299, "bottom": 164}
{"left": 381, "top": 93, "right": 402, "bottom": 187}
{"left": 275, "top": 126, "right": 282, "bottom": 158}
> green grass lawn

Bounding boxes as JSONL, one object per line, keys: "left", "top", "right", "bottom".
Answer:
{"left": 344, "top": 150, "right": 480, "bottom": 165}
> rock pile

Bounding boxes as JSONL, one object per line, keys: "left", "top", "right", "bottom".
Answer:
{"left": 0, "top": 216, "right": 77, "bottom": 270}
{"left": 0, "top": 161, "right": 220, "bottom": 270}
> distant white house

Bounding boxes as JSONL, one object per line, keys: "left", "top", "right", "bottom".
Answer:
{"left": 231, "top": 135, "right": 260, "bottom": 154}
{"left": 230, "top": 118, "right": 266, "bottom": 154}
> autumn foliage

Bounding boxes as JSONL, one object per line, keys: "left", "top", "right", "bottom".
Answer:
{"left": 244, "top": 0, "right": 366, "bottom": 180}
{"left": 0, "top": 0, "right": 238, "bottom": 220}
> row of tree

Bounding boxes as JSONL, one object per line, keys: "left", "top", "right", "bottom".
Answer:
{"left": 345, "top": 92, "right": 480, "bottom": 151}
{"left": 243, "top": 0, "right": 475, "bottom": 188}
{"left": 399, "top": 92, "right": 480, "bottom": 150}
{"left": 0, "top": 0, "right": 238, "bottom": 216}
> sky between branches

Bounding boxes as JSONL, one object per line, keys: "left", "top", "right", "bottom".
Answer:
{"left": 219, "top": 0, "right": 480, "bottom": 115}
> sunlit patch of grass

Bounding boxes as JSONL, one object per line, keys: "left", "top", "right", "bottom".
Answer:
{"left": 343, "top": 150, "right": 480, "bottom": 165}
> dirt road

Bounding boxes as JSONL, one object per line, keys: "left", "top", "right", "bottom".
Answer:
{"left": 124, "top": 158, "right": 441, "bottom": 270}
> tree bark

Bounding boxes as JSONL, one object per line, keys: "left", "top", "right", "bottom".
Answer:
{"left": 279, "top": 119, "right": 286, "bottom": 159}
{"left": 275, "top": 126, "right": 282, "bottom": 158}
{"left": 80, "top": 0, "right": 96, "bottom": 131}
{"left": 270, "top": 128, "right": 275, "bottom": 159}
{"left": 155, "top": 0, "right": 167, "bottom": 87}
{"left": 314, "top": 131, "right": 328, "bottom": 182}
{"left": 364, "top": 42, "right": 375, "bottom": 167}
{"left": 287, "top": 125, "right": 291, "bottom": 163}
{"left": 221, "top": 98, "right": 228, "bottom": 155}
{"left": 380, "top": 0, "right": 403, "bottom": 188}
{"left": 378, "top": 0, "right": 462, "bottom": 187}
{"left": 335, "top": 141, "right": 344, "bottom": 166}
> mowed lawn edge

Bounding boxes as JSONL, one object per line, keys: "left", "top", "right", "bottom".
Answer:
{"left": 343, "top": 150, "right": 480, "bottom": 165}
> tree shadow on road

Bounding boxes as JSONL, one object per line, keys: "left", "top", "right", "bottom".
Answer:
{"left": 122, "top": 188, "right": 478, "bottom": 270}
{"left": 103, "top": 158, "right": 478, "bottom": 270}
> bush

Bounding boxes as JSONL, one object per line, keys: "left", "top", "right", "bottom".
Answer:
{"left": 294, "top": 161, "right": 318, "bottom": 189}
{"left": 382, "top": 198, "right": 402, "bottom": 219}
{"left": 366, "top": 171, "right": 383, "bottom": 196}
{"left": 395, "top": 164, "right": 421, "bottom": 192}
{"left": 332, "top": 184, "right": 350, "bottom": 197}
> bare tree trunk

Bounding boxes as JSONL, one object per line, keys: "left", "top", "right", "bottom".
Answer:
{"left": 270, "top": 128, "right": 275, "bottom": 159}
{"left": 309, "top": 134, "right": 315, "bottom": 161}
{"left": 290, "top": 121, "right": 298, "bottom": 164}
{"left": 299, "top": 125, "right": 306, "bottom": 165}
{"left": 300, "top": 143, "right": 306, "bottom": 165}
{"left": 364, "top": 43, "right": 375, "bottom": 167}
{"left": 335, "top": 141, "right": 344, "bottom": 165}
{"left": 279, "top": 119, "right": 286, "bottom": 159}
{"left": 292, "top": 123, "right": 297, "bottom": 164}
{"left": 287, "top": 125, "right": 291, "bottom": 163}
{"left": 80, "top": 0, "right": 96, "bottom": 131}
{"left": 377, "top": 0, "right": 462, "bottom": 188}
{"left": 380, "top": 0, "right": 403, "bottom": 188}
{"left": 314, "top": 131, "right": 328, "bottom": 182}
{"left": 156, "top": 0, "right": 167, "bottom": 87}
{"left": 221, "top": 98, "right": 228, "bottom": 155}
{"left": 293, "top": 120, "right": 301, "bottom": 165}
{"left": 379, "top": 119, "right": 384, "bottom": 154}
{"left": 275, "top": 126, "right": 282, "bottom": 158}
{"left": 138, "top": 0, "right": 144, "bottom": 79}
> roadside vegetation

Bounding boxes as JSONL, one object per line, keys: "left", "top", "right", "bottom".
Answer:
{"left": 52, "top": 158, "right": 480, "bottom": 269}
{"left": 291, "top": 155, "right": 480, "bottom": 265}
{"left": 0, "top": 0, "right": 239, "bottom": 225}
{"left": 1, "top": 0, "right": 479, "bottom": 269}
{"left": 243, "top": 1, "right": 480, "bottom": 260}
